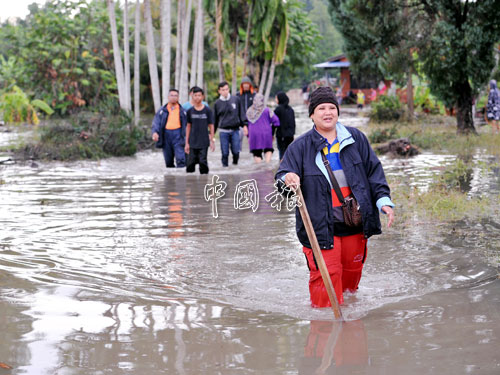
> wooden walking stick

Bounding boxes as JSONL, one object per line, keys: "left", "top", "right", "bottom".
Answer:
{"left": 296, "top": 186, "right": 344, "bottom": 320}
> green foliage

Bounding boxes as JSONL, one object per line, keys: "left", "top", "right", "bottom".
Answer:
{"left": 419, "top": 1, "right": 500, "bottom": 109}
{"left": 329, "top": 0, "right": 500, "bottom": 133}
{"left": 433, "top": 158, "right": 473, "bottom": 192}
{"left": 328, "top": 0, "right": 403, "bottom": 79}
{"left": 413, "top": 85, "right": 442, "bottom": 115}
{"left": 0, "top": 56, "right": 26, "bottom": 90}
{"left": 0, "top": 0, "right": 119, "bottom": 115}
{"left": 368, "top": 125, "right": 398, "bottom": 144}
{"left": 273, "top": 1, "right": 322, "bottom": 92}
{"left": 370, "top": 95, "right": 404, "bottom": 122}
{"left": 18, "top": 112, "right": 150, "bottom": 161}
{"left": 0, "top": 86, "right": 53, "bottom": 124}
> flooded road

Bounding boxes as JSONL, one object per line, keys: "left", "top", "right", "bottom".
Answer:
{"left": 1, "top": 108, "right": 499, "bottom": 374}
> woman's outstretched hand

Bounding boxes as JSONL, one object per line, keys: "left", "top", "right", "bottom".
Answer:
{"left": 381, "top": 206, "right": 394, "bottom": 228}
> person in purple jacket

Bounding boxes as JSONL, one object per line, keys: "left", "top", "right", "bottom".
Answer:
{"left": 246, "top": 93, "right": 280, "bottom": 163}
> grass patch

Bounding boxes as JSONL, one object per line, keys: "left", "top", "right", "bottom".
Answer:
{"left": 389, "top": 179, "right": 499, "bottom": 228}
{"left": 367, "top": 115, "right": 500, "bottom": 156}
{"left": 8, "top": 112, "right": 152, "bottom": 161}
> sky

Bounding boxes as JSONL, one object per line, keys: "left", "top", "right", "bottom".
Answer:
{"left": 0, "top": 0, "right": 127, "bottom": 22}
{"left": 1, "top": 0, "right": 48, "bottom": 22}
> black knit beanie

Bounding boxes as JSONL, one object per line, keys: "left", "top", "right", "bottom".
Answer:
{"left": 308, "top": 86, "right": 339, "bottom": 116}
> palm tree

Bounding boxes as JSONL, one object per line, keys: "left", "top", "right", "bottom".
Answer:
{"left": 161, "top": 0, "right": 172, "bottom": 103}
{"left": 106, "top": 0, "right": 127, "bottom": 110}
{"left": 123, "top": 0, "right": 132, "bottom": 112}
{"left": 242, "top": 0, "right": 254, "bottom": 77}
{"left": 144, "top": 0, "right": 162, "bottom": 111}
{"left": 174, "top": 0, "right": 184, "bottom": 88}
{"left": 263, "top": 4, "right": 289, "bottom": 103}
{"left": 179, "top": 0, "right": 193, "bottom": 104}
{"left": 134, "top": 0, "right": 141, "bottom": 124}
{"left": 195, "top": 0, "right": 204, "bottom": 87}
{"left": 250, "top": 0, "right": 289, "bottom": 102}
{"left": 189, "top": 0, "right": 200, "bottom": 89}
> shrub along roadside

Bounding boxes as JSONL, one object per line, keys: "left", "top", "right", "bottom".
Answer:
{"left": 367, "top": 116, "right": 500, "bottom": 156}
{"left": 4, "top": 112, "right": 152, "bottom": 161}
{"left": 388, "top": 175, "right": 499, "bottom": 229}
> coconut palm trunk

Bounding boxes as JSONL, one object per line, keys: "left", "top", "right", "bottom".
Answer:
{"left": 259, "top": 59, "right": 270, "bottom": 94}
{"left": 242, "top": 0, "right": 253, "bottom": 76}
{"left": 144, "top": 0, "right": 162, "bottom": 111}
{"left": 161, "top": 0, "right": 172, "bottom": 103}
{"left": 123, "top": 0, "right": 131, "bottom": 112}
{"left": 215, "top": 0, "right": 225, "bottom": 82}
{"left": 189, "top": 1, "right": 199, "bottom": 90}
{"left": 175, "top": 0, "right": 184, "bottom": 89}
{"left": 106, "top": 0, "right": 126, "bottom": 110}
{"left": 179, "top": 0, "right": 193, "bottom": 104}
{"left": 264, "top": 50, "right": 277, "bottom": 104}
{"left": 133, "top": 0, "right": 141, "bottom": 125}
{"left": 231, "top": 38, "right": 239, "bottom": 95}
{"left": 195, "top": 0, "right": 204, "bottom": 87}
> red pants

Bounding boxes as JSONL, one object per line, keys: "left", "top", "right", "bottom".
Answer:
{"left": 304, "top": 320, "right": 368, "bottom": 366}
{"left": 303, "top": 233, "right": 367, "bottom": 307}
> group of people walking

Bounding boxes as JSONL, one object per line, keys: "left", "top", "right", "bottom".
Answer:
{"left": 152, "top": 82, "right": 396, "bottom": 310}
{"left": 151, "top": 77, "right": 296, "bottom": 174}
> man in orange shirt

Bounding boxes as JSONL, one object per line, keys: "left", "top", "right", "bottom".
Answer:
{"left": 152, "top": 89, "right": 187, "bottom": 168}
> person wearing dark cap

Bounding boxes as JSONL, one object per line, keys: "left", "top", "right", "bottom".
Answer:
{"left": 275, "top": 86, "right": 395, "bottom": 308}
{"left": 274, "top": 91, "right": 296, "bottom": 160}
{"left": 237, "top": 76, "right": 256, "bottom": 151}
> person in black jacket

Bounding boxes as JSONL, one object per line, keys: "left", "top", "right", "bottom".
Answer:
{"left": 274, "top": 91, "right": 296, "bottom": 160}
{"left": 237, "top": 76, "right": 256, "bottom": 151}
{"left": 276, "top": 86, "right": 395, "bottom": 308}
{"left": 213, "top": 81, "right": 247, "bottom": 167}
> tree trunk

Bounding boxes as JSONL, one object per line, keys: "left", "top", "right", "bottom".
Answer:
{"left": 259, "top": 59, "right": 270, "bottom": 94}
{"left": 189, "top": 0, "right": 199, "bottom": 90}
{"left": 123, "top": 0, "right": 131, "bottom": 112}
{"left": 406, "top": 65, "right": 414, "bottom": 121}
{"left": 106, "top": 0, "right": 126, "bottom": 109}
{"left": 134, "top": 0, "right": 141, "bottom": 125}
{"left": 175, "top": 0, "right": 184, "bottom": 89}
{"left": 242, "top": 0, "right": 253, "bottom": 77}
{"left": 253, "top": 61, "right": 260, "bottom": 87}
{"left": 215, "top": 0, "right": 225, "bottom": 82}
{"left": 231, "top": 37, "right": 239, "bottom": 95}
{"left": 144, "top": 0, "right": 162, "bottom": 111}
{"left": 264, "top": 52, "right": 277, "bottom": 104}
{"left": 195, "top": 0, "right": 204, "bottom": 88}
{"left": 179, "top": 0, "right": 193, "bottom": 104}
{"left": 456, "top": 81, "right": 476, "bottom": 135}
{"left": 161, "top": 0, "right": 171, "bottom": 104}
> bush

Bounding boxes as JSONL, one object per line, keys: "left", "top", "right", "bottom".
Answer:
{"left": 368, "top": 125, "right": 398, "bottom": 144}
{"left": 370, "top": 95, "right": 404, "bottom": 122}
{"left": 17, "top": 112, "right": 150, "bottom": 161}
{"left": 0, "top": 86, "right": 53, "bottom": 124}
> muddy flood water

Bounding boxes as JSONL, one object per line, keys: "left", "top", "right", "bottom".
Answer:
{"left": 1, "top": 107, "right": 499, "bottom": 374}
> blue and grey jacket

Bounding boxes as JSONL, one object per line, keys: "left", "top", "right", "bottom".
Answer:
{"left": 275, "top": 123, "right": 394, "bottom": 249}
{"left": 151, "top": 104, "right": 188, "bottom": 148}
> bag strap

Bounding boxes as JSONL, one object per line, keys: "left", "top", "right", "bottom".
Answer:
{"left": 321, "top": 150, "right": 345, "bottom": 204}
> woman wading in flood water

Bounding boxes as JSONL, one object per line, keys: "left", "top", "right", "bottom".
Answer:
{"left": 276, "top": 87, "right": 395, "bottom": 307}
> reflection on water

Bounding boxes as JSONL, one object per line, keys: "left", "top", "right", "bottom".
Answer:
{"left": 1, "top": 110, "right": 499, "bottom": 373}
{"left": 300, "top": 320, "right": 368, "bottom": 374}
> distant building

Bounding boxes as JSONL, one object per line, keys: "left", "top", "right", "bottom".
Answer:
{"left": 313, "top": 54, "right": 392, "bottom": 104}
